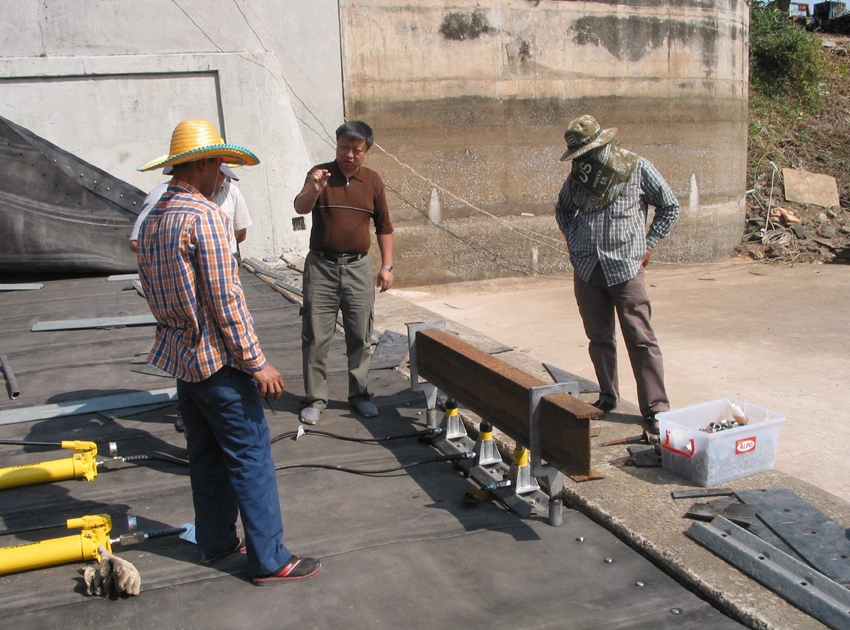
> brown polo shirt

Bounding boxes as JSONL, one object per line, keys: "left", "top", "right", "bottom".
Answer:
{"left": 306, "top": 160, "right": 393, "bottom": 254}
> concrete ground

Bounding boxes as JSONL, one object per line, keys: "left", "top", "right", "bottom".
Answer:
{"left": 395, "top": 259, "right": 850, "bottom": 504}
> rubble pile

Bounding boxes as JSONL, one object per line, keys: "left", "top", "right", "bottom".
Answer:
{"left": 739, "top": 179, "right": 850, "bottom": 263}
{"left": 741, "top": 33, "right": 850, "bottom": 264}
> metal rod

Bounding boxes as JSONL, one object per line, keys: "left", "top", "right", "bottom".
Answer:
{"left": 0, "top": 355, "right": 20, "bottom": 400}
{"left": 0, "top": 522, "right": 67, "bottom": 537}
{"left": 0, "top": 439, "right": 63, "bottom": 447}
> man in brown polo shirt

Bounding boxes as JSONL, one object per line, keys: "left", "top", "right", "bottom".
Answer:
{"left": 294, "top": 120, "right": 394, "bottom": 425}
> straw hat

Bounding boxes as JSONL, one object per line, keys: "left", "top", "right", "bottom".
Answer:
{"left": 137, "top": 119, "right": 259, "bottom": 172}
{"left": 559, "top": 115, "right": 617, "bottom": 162}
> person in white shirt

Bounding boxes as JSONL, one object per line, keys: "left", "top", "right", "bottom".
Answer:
{"left": 129, "top": 163, "right": 252, "bottom": 255}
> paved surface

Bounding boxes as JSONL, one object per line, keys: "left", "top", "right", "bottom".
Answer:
{"left": 397, "top": 260, "right": 850, "bottom": 504}
{"left": 0, "top": 272, "right": 744, "bottom": 630}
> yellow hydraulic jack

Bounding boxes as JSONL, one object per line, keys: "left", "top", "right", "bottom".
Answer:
{"left": 0, "top": 440, "right": 98, "bottom": 490}
{"left": 0, "top": 514, "right": 112, "bottom": 576}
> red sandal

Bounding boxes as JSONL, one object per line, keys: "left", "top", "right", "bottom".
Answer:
{"left": 252, "top": 555, "right": 322, "bottom": 585}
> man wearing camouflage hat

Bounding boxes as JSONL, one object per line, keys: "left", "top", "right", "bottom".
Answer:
{"left": 555, "top": 115, "right": 680, "bottom": 434}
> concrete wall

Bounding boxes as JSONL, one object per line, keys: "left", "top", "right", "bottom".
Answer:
{"left": 0, "top": 0, "right": 345, "bottom": 261}
{"left": 340, "top": 0, "right": 750, "bottom": 285}
{"left": 0, "top": 0, "right": 749, "bottom": 281}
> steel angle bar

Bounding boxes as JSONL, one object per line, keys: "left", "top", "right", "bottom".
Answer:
{"left": 736, "top": 489, "right": 850, "bottom": 583}
{"left": 243, "top": 258, "right": 304, "bottom": 293}
{"left": 243, "top": 258, "right": 293, "bottom": 281}
{"left": 107, "top": 274, "right": 140, "bottom": 282}
{"left": 0, "top": 355, "right": 20, "bottom": 399}
{"left": 131, "top": 279, "right": 146, "bottom": 298}
{"left": 687, "top": 516, "right": 850, "bottom": 630}
{"left": 32, "top": 313, "right": 156, "bottom": 331}
{"left": 543, "top": 362, "right": 600, "bottom": 394}
{"left": 0, "top": 283, "right": 43, "bottom": 291}
{"left": 0, "top": 387, "right": 177, "bottom": 426}
{"left": 274, "top": 279, "right": 304, "bottom": 297}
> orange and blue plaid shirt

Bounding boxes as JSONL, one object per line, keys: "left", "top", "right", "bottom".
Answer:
{"left": 137, "top": 180, "right": 266, "bottom": 382}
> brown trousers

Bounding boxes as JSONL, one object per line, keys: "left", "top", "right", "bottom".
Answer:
{"left": 573, "top": 265, "right": 669, "bottom": 417}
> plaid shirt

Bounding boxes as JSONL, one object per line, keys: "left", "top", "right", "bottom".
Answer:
{"left": 555, "top": 157, "right": 679, "bottom": 286}
{"left": 137, "top": 181, "right": 266, "bottom": 382}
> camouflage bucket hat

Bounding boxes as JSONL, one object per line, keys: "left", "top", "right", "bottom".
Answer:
{"left": 560, "top": 115, "right": 617, "bottom": 162}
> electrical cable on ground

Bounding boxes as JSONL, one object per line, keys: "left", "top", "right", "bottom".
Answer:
{"left": 270, "top": 426, "right": 440, "bottom": 445}
{"left": 275, "top": 452, "right": 472, "bottom": 477}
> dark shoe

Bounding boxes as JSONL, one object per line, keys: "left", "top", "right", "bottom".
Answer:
{"left": 252, "top": 555, "right": 322, "bottom": 585}
{"left": 200, "top": 537, "right": 246, "bottom": 564}
{"left": 592, "top": 398, "right": 617, "bottom": 413}
{"left": 642, "top": 413, "right": 660, "bottom": 435}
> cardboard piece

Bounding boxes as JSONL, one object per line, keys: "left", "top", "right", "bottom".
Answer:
{"left": 782, "top": 168, "right": 840, "bottom": 208}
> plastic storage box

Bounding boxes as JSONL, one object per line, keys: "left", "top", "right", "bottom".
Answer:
{"left": 657, "top": 398, "right": 784, "bottom": 487}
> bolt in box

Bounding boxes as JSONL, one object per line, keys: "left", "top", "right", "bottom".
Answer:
{"left": 658, "top": 398, "right": 784, "bottom": 487}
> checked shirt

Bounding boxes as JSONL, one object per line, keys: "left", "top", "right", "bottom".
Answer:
{"left": 137, "top": 181, "right": 266, "bottom": 382}
{"left": 555, "top": 157, "right": 680, "bottom": 287}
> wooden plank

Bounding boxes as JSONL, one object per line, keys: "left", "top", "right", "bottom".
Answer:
{"left": 415, "top": 328, "right": 600, "bottom": 478}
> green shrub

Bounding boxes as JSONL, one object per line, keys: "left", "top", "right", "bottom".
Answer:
{"left": 750, "top": 2, "right": 825, "bottom": 106}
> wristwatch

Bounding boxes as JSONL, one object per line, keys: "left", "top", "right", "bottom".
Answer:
{"left": 381, "top": 265, "right": 394, "bottom": 272}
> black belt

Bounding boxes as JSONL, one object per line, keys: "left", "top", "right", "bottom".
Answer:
{"left": 313, "top": 250, "right": 367, "bottom": 265}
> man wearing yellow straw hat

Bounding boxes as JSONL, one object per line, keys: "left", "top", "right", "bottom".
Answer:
{"left": 136, "top": 119, "right": 321, "bottom": 585}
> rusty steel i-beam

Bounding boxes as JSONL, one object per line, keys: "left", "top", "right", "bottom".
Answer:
{"left": 414, "top": 328, "right": 601, "bottom": 480}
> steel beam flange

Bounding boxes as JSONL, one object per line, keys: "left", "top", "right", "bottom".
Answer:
{"left": 687, "top": 516, "right": 850, "bottom": 630}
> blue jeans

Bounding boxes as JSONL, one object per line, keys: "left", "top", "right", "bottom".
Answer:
{"left": 177, "top": 366, "right": 291, "bottom": 577}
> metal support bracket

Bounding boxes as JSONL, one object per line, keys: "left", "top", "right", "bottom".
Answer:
{"left": 528, "top": 382, "right": 578, "bottom": 526}
{"left": 407, "top": 321, "right": 447, "bottom": 432}
{"left": 440, "top": 401, "right": 467, "bottom": 441}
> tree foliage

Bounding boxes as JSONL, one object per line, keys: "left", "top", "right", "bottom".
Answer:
{"left": 749, "top": 2, "right": 826, "bottom": 106}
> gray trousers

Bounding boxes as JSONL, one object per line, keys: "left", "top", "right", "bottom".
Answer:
{"left": 573, "top": 265, "right": 669, "bottom": 417}
{"left": 301, "top": 251, "right": 374, "bottom": 409}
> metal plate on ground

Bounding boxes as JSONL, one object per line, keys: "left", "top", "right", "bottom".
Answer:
{"left": 369, "top": 329, "right": 409, "bottom": 369}
{"left": 737, "top": 488, "right": 850, "bottom": 583}
{"left": 685, "top": 499, "right": 758, "bottom": 528}
{"left": 543, "top": 362, "right": 600, "bottom": 394}
{"left": 687, "top": 516, "right": 850, "bottom": 630}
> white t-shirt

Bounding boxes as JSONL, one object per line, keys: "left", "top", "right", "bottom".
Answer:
{"left": 129, "top": 179, "right": 252, "bottom": 253}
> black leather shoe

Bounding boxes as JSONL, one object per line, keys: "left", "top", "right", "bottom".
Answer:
{"left": 642, "top": 413, "right": 660, "bottom": 435}
{"left": 592, "top": 399, "right": 617, "bottom": 413}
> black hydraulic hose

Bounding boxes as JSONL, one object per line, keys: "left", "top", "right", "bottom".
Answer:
{"left": 122, "top": 452, "right": 189, "bottom": 466}
{"left": 275, "top": 452, "right": 473, "bottom": 477}
{"left": 270, "top": 427, "right": 441, "bottom": 445}
{"left": 144, "top": 526, "right": 187, "bottom": 540}
{"left": 1, "top": 355, "right": 20, "bottom": 400}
